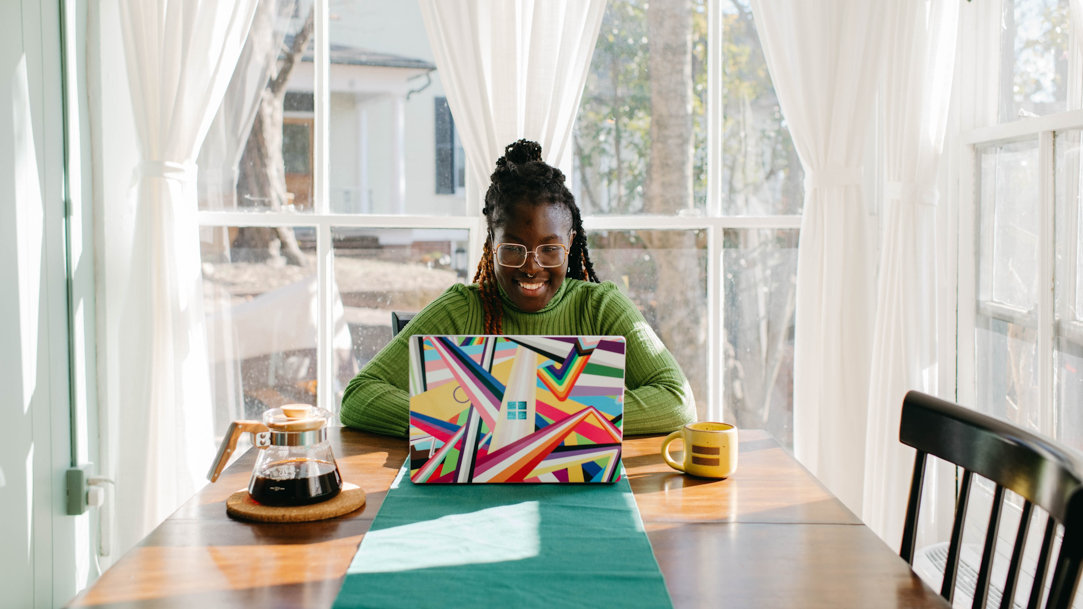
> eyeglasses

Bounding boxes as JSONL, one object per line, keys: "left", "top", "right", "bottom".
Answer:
{"left": 494, "top": 243, "right": 569, "bottom": 268}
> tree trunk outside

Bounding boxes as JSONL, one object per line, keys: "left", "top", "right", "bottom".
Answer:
{"left": 644, "top": 1, "right": 705, "bottom": 410}
{"left": 233, "top": 8, "right": 313, "bottom": 266}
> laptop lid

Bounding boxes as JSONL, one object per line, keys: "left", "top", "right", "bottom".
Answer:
{"left": 407, "top": 335, "right": 626, "bottom": 484}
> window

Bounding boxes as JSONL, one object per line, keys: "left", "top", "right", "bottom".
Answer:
{"left": 196, "top": 0, "right": 800, "bottom": 444}
{"left": 999, "top": 0, "right": 1072, "bottom": 122}
{"left": 283, "top": 118, "right": 313, "bottom": 209}
{"left": 434, "top": 97, "right": 465, "bottom": 195}
{"left": 573, "top": 0, "right": 800, "bottom": 443}
{"left": 198, "top": 0, "right": 470, "bottom": 426}
{"left": 974, "top": 139, "right": 1041, "bottom": 429}
{"left": 1054, "top": 129, "right": 1083, "bottom": 450}
{"left": 961, "top": 0, "right": 1083, "bottom": 454}
{"left": 927, "top": 6, "right": 1083, "bottom": 588}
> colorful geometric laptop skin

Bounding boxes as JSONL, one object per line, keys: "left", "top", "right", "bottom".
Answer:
{"left": 407, "top": 335, "right": 626, "bottom": 484}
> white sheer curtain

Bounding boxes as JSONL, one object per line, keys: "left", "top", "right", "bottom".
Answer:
{"left": 862, "top": 0, "right": 959, "bottom": 547}
{"left": 417, "top": 0, "right": 606, "bottom": 207}
{"left": 105, "top": 0, "right": 258, "bottom": 556}
{"left": 750, "top": 0, "right": 890, "bottom": 513}
{"left": 197, "top": 0, "right": 303, "bottom": 428}
{"left": 197, "top": 0, "right": 294, "bottom": 211}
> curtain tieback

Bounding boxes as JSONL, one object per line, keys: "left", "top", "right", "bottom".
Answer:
{"left": 884, "top": 180, "right": 938, "bottom": 206}
{"left": 137, "top": 160, "right": 198, "bottom": 183}
{"left": 803, "top": 166, "right": 862, "bottom": 190}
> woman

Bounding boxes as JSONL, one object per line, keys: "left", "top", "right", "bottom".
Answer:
{"left": 340, "top": 139, "right": 696, "bottom": 437}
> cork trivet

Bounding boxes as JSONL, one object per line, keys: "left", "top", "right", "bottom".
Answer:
{"left": 226, "top": 482, "right": 366, "bottom": 523}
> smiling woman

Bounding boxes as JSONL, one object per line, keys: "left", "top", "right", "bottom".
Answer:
{"left": 339, "top": 139, "right": 697, "bottom": 438}
{"left": 475, "top": 139, "right": 596, "bottom": 326}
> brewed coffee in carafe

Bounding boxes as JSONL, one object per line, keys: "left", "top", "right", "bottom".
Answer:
{"left": 208, "top": 404, "right": 342, "bottom": 507}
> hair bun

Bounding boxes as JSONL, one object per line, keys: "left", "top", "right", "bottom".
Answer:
{"left": 504, "top": 139, "right": 543, "bottom": 165}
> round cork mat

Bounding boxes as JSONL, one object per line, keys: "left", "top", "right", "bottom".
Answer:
{"left": 225, "top": 482, "right": 365, "bottom": 523}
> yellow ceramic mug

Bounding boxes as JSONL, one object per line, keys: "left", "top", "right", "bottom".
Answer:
{"left": 661, "top": 422, "right": 738, "bottom": 479}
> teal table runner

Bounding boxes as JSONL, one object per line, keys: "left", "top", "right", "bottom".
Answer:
{"left": 333, "top": 463, "right": 673, "bottom": 609}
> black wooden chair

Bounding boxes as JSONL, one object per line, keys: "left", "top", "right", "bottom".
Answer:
{"left": 899, "top": 390, "right": 1083, "bottom": 609}
{"left": 390, "top": 311, "right": 415, "bottom": 337}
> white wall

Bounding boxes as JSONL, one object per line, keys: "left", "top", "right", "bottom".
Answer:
{"left": 0, "top": 0, "right": 92, "bottom": 607}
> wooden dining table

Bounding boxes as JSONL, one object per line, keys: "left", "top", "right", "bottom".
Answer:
{"left": 67, "top": 428, "right": 950, "bottom": 608}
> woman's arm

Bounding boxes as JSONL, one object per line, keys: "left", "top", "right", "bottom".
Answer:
{"left": 590, "top": 283, "right": 697, "bottom": 434}
{"left": 339, "top": 284, "right": 481, "bottom": 437}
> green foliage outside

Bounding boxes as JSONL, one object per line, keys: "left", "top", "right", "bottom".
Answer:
{"left": 572, "top": 0, "right": 800, "bottom": 445}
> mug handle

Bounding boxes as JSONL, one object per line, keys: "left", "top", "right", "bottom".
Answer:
{"left": 661, "top": 430, "right": 685, "bottom": 472}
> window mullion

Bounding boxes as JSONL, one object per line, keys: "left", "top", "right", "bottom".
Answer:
{"left": 962, "top": 109, "right": 1083, "bottom": 145}
{"left": 314, "top": 0, "right": 333, "bottom": 413}
{"left": 1039, "top": 130, "right": 1055, "bottom": 433}
{"left": 705, "top": 0, "right": 723, "bottom": 421}
{"left": 581, "top": 215, "right": 801, "bottom": 231}
{"left": 707, "top": 224, "right": 723, "bottom": 420}
{"left": 1064, "top": 132, "right": 1082, "bottom": 331}
{"left": 1068, "top": 7, "right": 1083, "bottom": 112}
{"left": 706, "top": 0, "right": 722, "bottom": 218}
{"left": 957, "top": 144, "right": 978, "bottom": 408}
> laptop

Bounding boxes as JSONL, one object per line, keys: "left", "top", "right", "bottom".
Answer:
{"left": 407, "top": 335, "right": 626, "bottom": 484}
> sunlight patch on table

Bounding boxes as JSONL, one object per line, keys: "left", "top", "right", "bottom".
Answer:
{"left": 347, "top": 501, "right": 541, "bottom": 573}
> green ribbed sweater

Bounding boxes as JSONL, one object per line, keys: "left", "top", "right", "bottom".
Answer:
{"left": 340, "top": 279, "right": 696, "bottom": 438}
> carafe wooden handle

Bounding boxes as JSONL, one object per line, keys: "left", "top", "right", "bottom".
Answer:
{"left": 207, "top": 420, "right": 268, "bottom": 482}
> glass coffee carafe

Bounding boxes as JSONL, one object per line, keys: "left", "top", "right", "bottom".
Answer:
{"left": 208, "top": 404, "right": 342, "bottom": 506}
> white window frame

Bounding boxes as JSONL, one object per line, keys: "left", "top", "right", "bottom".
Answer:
{"left": 954, "top": 110, "right": 1083, "bottom": 590}
{"left": 957, "top": 108, "right": 1083, "bottom": 435}
{"left": 197, "top": 0, "right": 803, "bottom": 423}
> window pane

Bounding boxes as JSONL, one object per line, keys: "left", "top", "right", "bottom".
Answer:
{"left": 326, "top": 3, "right": 464, "bottom": 215}
{"left": 975, "top": 318, "right": 1040, "bottom": 432}
{"left": 1054, "top": 128, "right": 1083, "bottom": 451}
{"left": 975, "top": 138, "right": 1040, "bottom": 431}
{"left": 574, "top": 0, "right": 801, "bottom": 216}
{"left": 977, "top": 140, "right": 1040, "bottom": 309}
{"left": 200, "top": 225, "right": 328, "bottom": 433}
{"left": 719, "top": 1, "right": 803, "bottom": 215}
{"left": 587, "top": 229, "right": 708, "bottom": 420}
{"left": 201, "top": 225, "right": 471, "bottom": 426}
{"left": 1055, "top": 129, "right": 1083, "bottom": 322}
{"left": 434, "top": 97, "right": 456, "bottom": 195}
{"left": 723, "top": 228, "right": 797, "bottom": 448}
{"left": 283, "top": 117, "right": 313, "bottom": 208}
{"left": 332, "top": 228, "right": 469, "bottom": 398}
{"left": 575, "top": 0, "right": 708, "bottom": 214}
{"left": 1056, "top": 337, "right": 1083, "bottom": 450}
{"left": 197, "top": 1, "right": 316, "bottom": 212}
{"left": 1000, "top": 0, "right": 1071, "bottom": 121}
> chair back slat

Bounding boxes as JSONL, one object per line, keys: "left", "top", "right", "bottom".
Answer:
{"left": 1046, "top": 552, "right": 1081, "bottom": 609}
{"left": 901, "top": 451, "right": 928, "bottom": 564}
{"left": 1027, "top": 516, "right": 1057, "bottom": 609}
{"left": 1046, "top": 500, "right": 1083, "bottom": 609}
{"left": 897, "top": 391, "right": 1083, "bottom": 609}
{"left": 973, "top": 485, "right": 1005, "bottom": 609}
{"left": 391, "top": 311, "right": 415, "bottom": 337}
{"left": 943, "top": 469, "right": 974, "bottom": 602}
{"left": 999, "top": 500, "right": 1034, "bottom": 609}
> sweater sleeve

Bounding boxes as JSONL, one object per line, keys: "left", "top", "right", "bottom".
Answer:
{"left": 590, "top": 282, "right": 697, "bottom": 435}
{"left": 339, "top": 284, "right": 481, "bottom": 437}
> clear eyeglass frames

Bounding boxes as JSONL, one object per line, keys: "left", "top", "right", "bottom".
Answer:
{"left": 495, "top": 243, "right": 569, "bottom": 268}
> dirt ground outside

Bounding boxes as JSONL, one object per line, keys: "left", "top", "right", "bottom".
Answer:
{"left": 201, "top": 251, "right": 461, "bottom": 415}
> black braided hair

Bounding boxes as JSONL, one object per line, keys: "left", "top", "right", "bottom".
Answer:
{"left": 475, "top": 139, "right": 600, "bottom": 333}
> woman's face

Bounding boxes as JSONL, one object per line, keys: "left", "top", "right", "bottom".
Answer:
{"left": 491, "top": 201, "right": 574, "bottom": 312}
